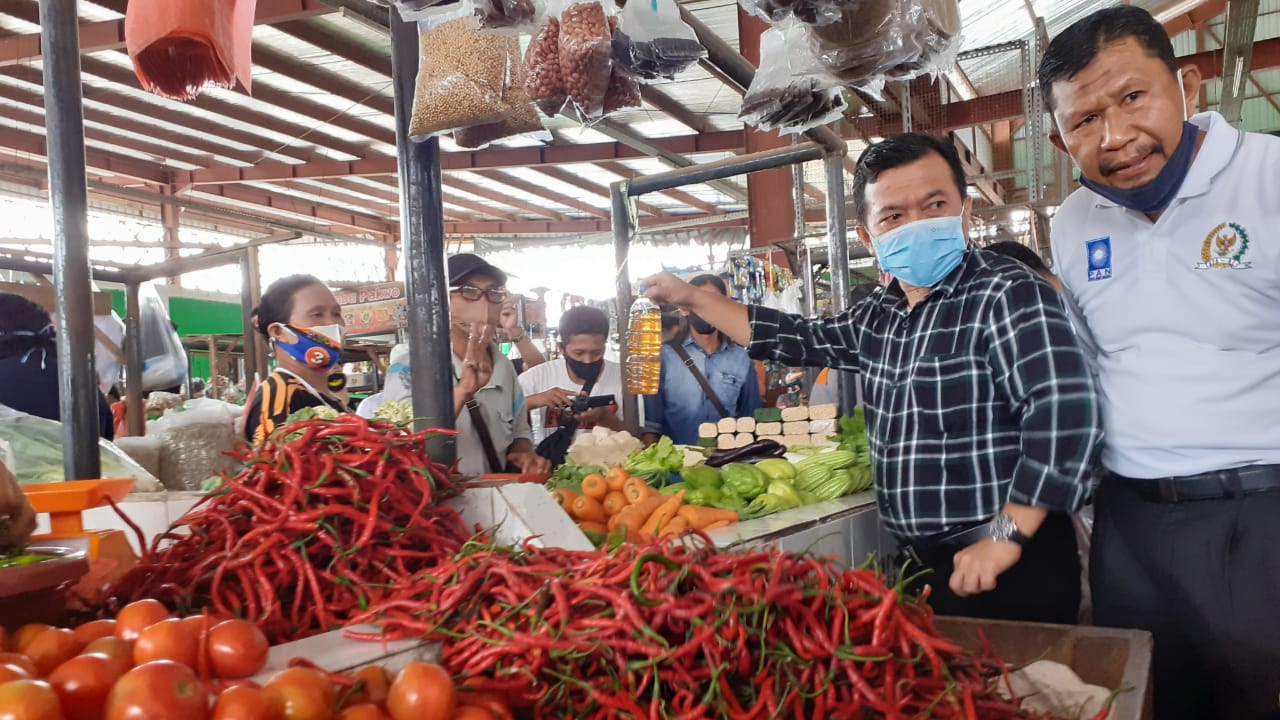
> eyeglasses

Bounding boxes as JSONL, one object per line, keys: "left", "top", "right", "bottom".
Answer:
{"left": 451, "top": 285, "right": 509, "bottom": 304}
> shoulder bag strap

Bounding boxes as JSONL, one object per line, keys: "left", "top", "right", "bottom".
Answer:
{"left": 669, "top": 342, "right": 729, "bottom": 419}
{"left": 465, "top": 399, "right": 506, "bottom": 474}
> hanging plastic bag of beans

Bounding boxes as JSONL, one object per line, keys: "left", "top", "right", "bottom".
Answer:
{"left": 455, "top": 43, "right": 552, "bottom": 148}
{"left": 124, "top": 0, "right": 256, "bottom": 100}
{"left": 602, "top": 68, "right": 642, "bottom": 114}
{"left": 558, "top": 0, "right": 615, "bottom": 119}
{"left": 612, "top": 0, "right": 705, "bottom": 82}
{"left": 525, "top": 12, "right": 569, "bottom": 117}
{"left": 739, "top": 20, "right": 847, "bottom": 135}
{"left": 410, "top": 14, "right": 514, "bottom": 137}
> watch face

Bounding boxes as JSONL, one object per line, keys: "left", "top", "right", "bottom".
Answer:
{"left": 990, "top": 514, "right": 1015, "bottom": 541}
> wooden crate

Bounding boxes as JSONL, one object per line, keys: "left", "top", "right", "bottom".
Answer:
{"left": 935, "top": 617, "right": 1153, "bottom": 720}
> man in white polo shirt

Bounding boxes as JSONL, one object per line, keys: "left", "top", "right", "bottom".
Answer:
{"left": 1041, "top": 7, "right": 1280, "bottom": 719}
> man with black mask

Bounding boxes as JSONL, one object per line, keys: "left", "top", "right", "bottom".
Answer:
{"left": 519, "top": 305, "right": 628, "bottom": 437}
{"left": 643, "top": 274, "right": 762, "bottom": 446}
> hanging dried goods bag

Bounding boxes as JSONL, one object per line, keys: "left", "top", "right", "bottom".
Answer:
{"left": 612, "top": 0, "right": 706, "bottom": 81}
{"left": 603, "top": 68, "right": 642, "bottom": 113}
{"left": 809, "top": 0, "right": 961, "bottom": 85}
{"left": 739, "top": 0, "right": 843, "bottom": 27}
{"left": 125, "top": 0, "right": 256, "bottom": 100}
{"left": 410, "top": 15, "right": 513, "bottom": 137}
{"left": 739, "top": 20, "right": 847, "bottom": 135}
{"left": 472, "top": 0, "right": 539, "bottom": 31}
{"left": 558, "top": 1, "right": 614, "bottom": 119}
{"left": 454, "top": 43, "right": 550, "bottom": 148}
{"left": 525, "top": 17, "right": 569, "bottom": 116}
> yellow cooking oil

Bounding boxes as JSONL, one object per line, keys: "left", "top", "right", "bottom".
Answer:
{"left": 625, "top": 296, "right": 662, "bottom": 395}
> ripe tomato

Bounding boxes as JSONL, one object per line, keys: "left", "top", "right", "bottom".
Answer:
{"left": 452, "top": 708, "right": 495, "bottom": 720}
{"left": 0, "top": 627, "right": 8, "bottom": 652}
{"left": 212, "top": 685, "right": 280, "bottom": 720}
{"left": 208, "top": 620, "right": 269, "bottom": 679}
{"left": 25, "top": 627, "right": 84, "bottom": 676}
{"left": 72, "top": 620, "right": 117, "bottom": 646}
{"left": 0, "top": 663, "right": 31, "bottom": 685}
{"left": 81, "top": 638, "right": 133, "bottom": 672}
{"left": 105, "top": 660, "right": 208, "bottom": 720}
{"left": 344, "top": 666, "right": 391, "bottom": 708}
{"left": 113, "top": 599, "right": 170, "bottom": 642}
{"left": 263, "top": 668, "right": 336, "bottom": 720}
{"left": 386, "top": 663, "right": 455, "bottom": 720}
{"left": 133, "top": 618, "right": 198, "bottom": 668}
{"left": 334, "top": 705, "right": 389, "bottom": 720}
{"left": 0, "top": 679, "right": 63, "bottom": 720}
{"left": 48, "top": 653, "right": 128, "bottom": 720}
{"left": 10, "top": 624, "right": 52, "bottom": 654}
{"left": 0, "top": 653, "right": 39, "bottom": 678}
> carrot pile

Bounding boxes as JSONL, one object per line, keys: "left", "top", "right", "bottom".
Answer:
{"left": 346, "top": 536, "right": 1094, "bottom": 720}
{"left": 552, "top": 467, "right": 738, "bottom": 542}
{"left": 102, "top": 415, "right": 473, "bottom": 644}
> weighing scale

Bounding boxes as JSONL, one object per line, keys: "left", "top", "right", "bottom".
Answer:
{"left": 21, "top": 478, "right": 139, "bottom": 595}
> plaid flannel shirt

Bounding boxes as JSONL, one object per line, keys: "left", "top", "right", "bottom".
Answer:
{"left": 748, "top": 250, "right": 1102, "bottom": 540}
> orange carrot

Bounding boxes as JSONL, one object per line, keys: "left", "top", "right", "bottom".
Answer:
{"left": 570, "top": 495, "right": 607, "bottom": 523}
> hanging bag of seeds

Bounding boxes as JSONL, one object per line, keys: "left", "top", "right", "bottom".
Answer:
{"left": 410, "top": 14, "right": 513, "bottom": 137}
{"left": 612, "top": 0, "right": 706, "bottom": 82}
{"left": 525, "top": 6, "right": 568, "bottom": 117}
{"left": 455, "top": 41, "right": 553, "bottom": 148}
{"left": 558, "top": 0, "right": 614, "bottom": 119}
{"left": 739, "top": 20, "right": 847, "bottom": 135}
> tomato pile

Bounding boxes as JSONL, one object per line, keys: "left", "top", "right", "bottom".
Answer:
{"left": 0, "top": 602, "right": 507, "bottom": 720}
{"left": 101, "top": 416, "right": 473, "bottom": 644}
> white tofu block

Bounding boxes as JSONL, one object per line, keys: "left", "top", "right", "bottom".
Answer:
{"left": 759, "top": 435, "right": 785, "bottom": 445}
{"left": 809, "top": 418, "right": 838, "bottom": 435}
{"left": 698, "top": 422, "right": 719, "bottom": 439}
{"left": 756, "top": 422, "right": 782, "bottom": 436}
{"left": 809, "top": 403, "right": 839, "bottom": 420}
{"left": 734, "top": 433, "right": 754, "bottom": 448}
{"left": 810, "top": 434, "right": 837, "bottom": 446}
{"left": 783, "top": 421, "right": 810, "bottom": 435}
{"left": 717, "top": 433, "right": 736, "bottom": 449}
{"left": 736, "top": 417, "right": 757, "bottom": 433}
{"left": 781, "top": 406, "right": 810, "bottom": 422}
{"left": 783, "top": 434, "right": 811, "bottom": 448}
{"left": 717, "top": 417, "right": 738, "bottom": 434}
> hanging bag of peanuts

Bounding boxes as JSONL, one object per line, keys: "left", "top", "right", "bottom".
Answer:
{"left": 525, "top": 7, "right": 569, "bottom": 117}
{"left": 409, "top": 14, "right": 513, "bottom": 137}
{"left": 613, "top": 0, "right": 706, "bottom": 82}
{"left": 558, "top": 0, "right": 615, "bottom": 119}
{"left": 739, "top": 20, "right": 848, "bottom": 135}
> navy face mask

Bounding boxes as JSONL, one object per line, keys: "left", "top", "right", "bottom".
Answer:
{"left": 1079, "top": 121, "right": 1200, "bottom": 214}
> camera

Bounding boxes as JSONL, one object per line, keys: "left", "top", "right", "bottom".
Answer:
{"left": 562, "top": 394, "right": 617, "bottom": 425}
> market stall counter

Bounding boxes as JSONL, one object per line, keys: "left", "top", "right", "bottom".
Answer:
{"left": 703, "top": 489, "right": 887, "bottom": 566}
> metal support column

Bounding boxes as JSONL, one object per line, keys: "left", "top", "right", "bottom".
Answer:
{"left": 391, "top": 6, "right": 455, "bottom": 461}
{"left": 243, "top": 245, "right": 268, "bottom": 380}
{"left": 239, "top": 251, "right": 260, "bottom": 383}
{"left": 41, "top": 0, "right": 100, "bottom": 479}
{"left": 123, "top": 282, "right": 145, "bottom": 438}
{"left": 824, "top": 154, "right": 857, "bottom": 414}
{"left": 611, "top": 181, "right": 640, "bottom": 434}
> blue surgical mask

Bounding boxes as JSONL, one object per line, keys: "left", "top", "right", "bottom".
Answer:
{"left": 871, "top": 215, "right": 968, "bottom": 289}
{"left": 1078, "top": 121, "right": 1200, "bottom": 214}
{"left": 272, "top": 323, "right": 342, "bottom": 371}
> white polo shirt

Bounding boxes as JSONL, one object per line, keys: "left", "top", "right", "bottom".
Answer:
{"left": 1051, "top": 111, "right": 1280, "bottom": 479}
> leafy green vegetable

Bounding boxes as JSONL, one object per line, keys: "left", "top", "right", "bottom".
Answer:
{"left": 625, "top": 437, "right": 685, "bottom": 479}
{"left": 831, "top": 409, "right": 871, "bottom": 465}
{"left": 373, "top": 400, "right": 414, "bottom": 426}
{"left": 548, "top": 463, "right": 605, "bottom": 494}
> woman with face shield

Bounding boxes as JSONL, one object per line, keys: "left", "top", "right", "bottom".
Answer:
{"left": 243, "top": 275, "right": 351, "bottom": 445}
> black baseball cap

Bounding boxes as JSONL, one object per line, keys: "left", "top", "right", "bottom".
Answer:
{"left": 447, "top": 253, "right": 507, "bottom": 287}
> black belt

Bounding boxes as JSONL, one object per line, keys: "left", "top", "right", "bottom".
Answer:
{"left": 901, "top": 520, "right": 994, "bottom": 566}
{"left": 1109, "top": 464, "right": 1280, "bottom": 503}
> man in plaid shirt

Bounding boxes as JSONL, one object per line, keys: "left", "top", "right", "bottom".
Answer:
{"left": 644, "top": 134, "right": 1102, "bottom": 623}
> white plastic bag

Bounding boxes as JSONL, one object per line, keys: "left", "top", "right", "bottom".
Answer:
{"left": 94, "top": 312, "right": 125, "bottom": 394}
{"left": 739, "top": 21, "right": 847, "bottom": 135}
{"left": 0, "top": 405, "right": 162, "bottom": 490}
{"left": 137, "top": 284, "right": 187, "bottom": 392}
{"left": 148, "top": 398, "right": 242, "bottom": 492}
{"left": 612, "top": 0, "right": 706, "bottom": 82}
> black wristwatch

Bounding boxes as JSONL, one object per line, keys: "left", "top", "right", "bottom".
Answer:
{"left": 989, "top": 513, "right": 1031, "bottom": 546}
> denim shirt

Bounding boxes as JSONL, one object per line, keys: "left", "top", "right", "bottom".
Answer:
{"left": 643, "top": 336, "right": 763, "bottom": 445}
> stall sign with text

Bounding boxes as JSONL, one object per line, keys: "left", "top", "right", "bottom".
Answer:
{"left": 336, "top": 282, "right": 406, "bottom": 336}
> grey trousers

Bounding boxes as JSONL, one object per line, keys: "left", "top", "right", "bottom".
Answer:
{"left": 1091, "top": 480, "right": 1280, "bottom": 720}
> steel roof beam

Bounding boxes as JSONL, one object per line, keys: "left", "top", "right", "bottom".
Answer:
{"left": 3, "top": 126, "right": 170, "bottom": 184}
{"left": 479, "top": 170, "right": 609, "bottom": 219}
{"left": 445, "top": 178, "right": 570, "bottom": 222}
{"left": 597, "top": 161, "right": 723, "bottom": 214}
{"left": 531, "top": 166, "right": 669, "bottom": 217}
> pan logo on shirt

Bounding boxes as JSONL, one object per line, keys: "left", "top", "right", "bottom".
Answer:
{"left": 1195, "top": 222, "right": 1252, "bottom": 270}
{"left": 1086, "top": 237, "right": 1112, "bottom": 281}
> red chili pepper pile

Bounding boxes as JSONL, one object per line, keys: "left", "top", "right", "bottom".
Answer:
{"left": 346, "top": 536, "right": 1085, "bottom": 720}
{"left": 103, "top": 415, "right": 473, "bottom": 644}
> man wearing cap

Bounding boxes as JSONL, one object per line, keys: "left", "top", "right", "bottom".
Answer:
{"left": 1040, "top": 7, "right": 1280, "bottom": 717}
{"left": 448, "top": 254, "right": 551, "bottom": 477}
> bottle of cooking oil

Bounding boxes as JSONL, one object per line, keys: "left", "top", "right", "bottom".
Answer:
{"left": 625, "top": 296, "right": 662, "bottom": 395}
